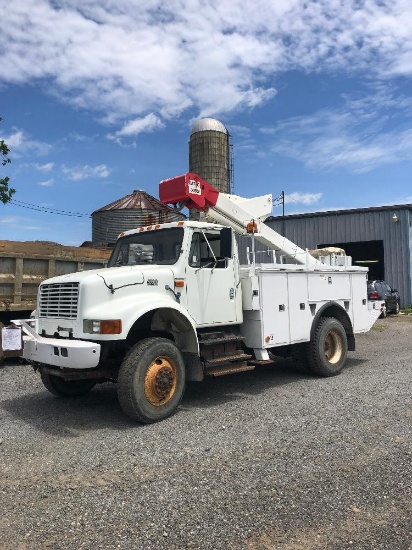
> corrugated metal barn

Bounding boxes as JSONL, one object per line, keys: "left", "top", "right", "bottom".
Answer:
{"left": 238, "top": 203, "right": 412, "bottom": 308}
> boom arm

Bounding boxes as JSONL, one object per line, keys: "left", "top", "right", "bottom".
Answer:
{"left": 159, "top": 173, "right": 321, "bottom": 266}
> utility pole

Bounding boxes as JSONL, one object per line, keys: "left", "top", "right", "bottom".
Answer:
{"left": 273, "top": 191, "right": 285, "bottom": 235}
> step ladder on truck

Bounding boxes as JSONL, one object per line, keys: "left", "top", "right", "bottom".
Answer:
{"left": 11, "top": 173, "right": 383, "bottom": 423}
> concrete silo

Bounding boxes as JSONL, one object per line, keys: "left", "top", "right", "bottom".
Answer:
{"left": 189, "top": 118, "right": 232, "bottom": 194}
{"left": 92, "top": 190, "right": 185, "bottom": 246}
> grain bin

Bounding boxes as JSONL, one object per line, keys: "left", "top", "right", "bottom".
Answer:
{"left": 92, "top": 190, "right": 185, "bottom": 246}
{"left": 189, "top": 118, "right": 232, "bottom": 194}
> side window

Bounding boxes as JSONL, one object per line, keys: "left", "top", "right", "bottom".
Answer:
{"left": 189, "top": 233, "right": 201, "bottom": 267}
{"left": 116, "top": 242, "right": 131, "bottom": 265}
{"left": 189, "top": 231, "right": 227, "bottom": 269}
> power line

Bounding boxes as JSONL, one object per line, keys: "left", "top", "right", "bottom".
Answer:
{"left": 10, "top": 199, "right": 90, "bottom": 218}
{"left": 273, "top": 191, "right": 285, "bottom": 216}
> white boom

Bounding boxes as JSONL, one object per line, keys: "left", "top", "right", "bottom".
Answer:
{"left": 159, "top": 172, "right": 322, "bottom": 266}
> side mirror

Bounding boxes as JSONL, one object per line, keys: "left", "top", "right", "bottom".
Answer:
{"left": 220, "top": 227, "right": 233, "bottom": 258}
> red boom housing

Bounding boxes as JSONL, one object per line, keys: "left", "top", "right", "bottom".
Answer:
{"left": 159, "top": 173, "right": 219, "bottom": 211}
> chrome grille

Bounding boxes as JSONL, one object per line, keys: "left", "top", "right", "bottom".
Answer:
{"left": 39, "top": 282, "right": 79, "bottom": 318}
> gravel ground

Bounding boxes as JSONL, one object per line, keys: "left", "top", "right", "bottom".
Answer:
{"left": 0, "top": 316, "right": 411, "bottom": 550}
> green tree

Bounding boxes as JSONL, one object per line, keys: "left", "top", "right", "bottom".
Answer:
{"left": 0, "top": 118, "right": 16, "bottom": 204}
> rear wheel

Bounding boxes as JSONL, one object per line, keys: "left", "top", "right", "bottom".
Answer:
{"left": 307, "top": 317, "right": 348, "bottom": 376}
{"left": 117, "top": 337, "right": 186, "bottom": 423}
{"left": 40, "top": 372, "right": 96, "bottom": 397}
{"left": 291, "top": 343, "right": 311, "bottom": 374}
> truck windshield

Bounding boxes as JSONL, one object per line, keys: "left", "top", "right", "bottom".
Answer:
{"left": 108, "top": 227, "right": 184, "bottom": 267}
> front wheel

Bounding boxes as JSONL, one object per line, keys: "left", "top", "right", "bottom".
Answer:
{"left": 40, "top": 372, "right": 96, "bottom": 397}
{"left": 307, "top": 317, "right": 348, "bottom": 377}
{"left": 117, "top": 337, "right": 186, "bottom": 423}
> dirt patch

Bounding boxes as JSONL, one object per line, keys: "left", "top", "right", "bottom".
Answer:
{"left": 0, "top": 240, "right": 112, "bottom": 260}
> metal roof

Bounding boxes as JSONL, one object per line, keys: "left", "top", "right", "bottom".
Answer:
{"left": 267, "top": 202, "right": 412, "bottom": 222}
{"left": 93, "top": 189, "right": 179, "bottom": 214}
{"left": 190, "top": 118, "right": 228, "bottom": 135}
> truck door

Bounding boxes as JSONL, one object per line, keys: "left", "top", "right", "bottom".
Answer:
{"left": 185, "top": 229, "right": 240, "bottom": 326}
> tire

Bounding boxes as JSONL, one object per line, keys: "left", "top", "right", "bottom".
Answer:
{"left": 117, "top": 337, "right": 186, "bottom": 423}
{"left": 393, "top": 302, "right": 400, "bottom": 315}
{"left": 291, "top": 343, "right": 311, "bottom": 374}
{"left": 40, "top": 372, "right": 96, "bottom": 397}
{"left": 307, "top": 317, "right": 348, "bottom": 377}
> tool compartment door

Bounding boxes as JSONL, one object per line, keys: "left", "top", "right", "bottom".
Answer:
{"left": 288, "top": 273, "right": 311, "bottom": 342}
{"left": 260, "top": 271, "right": 290, "bottom": 345}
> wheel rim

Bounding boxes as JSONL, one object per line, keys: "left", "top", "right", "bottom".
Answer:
{"left": 324, "top": 330, "right": 343, "bottom": 364}
{"left": 144, "top": 356, "right": 177, "bottom": 406}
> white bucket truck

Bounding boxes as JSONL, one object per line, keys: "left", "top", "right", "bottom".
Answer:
{"left": 14, "top": 173, "right": 382, "bottom": 423}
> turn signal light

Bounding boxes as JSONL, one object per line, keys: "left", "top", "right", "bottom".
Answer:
{"left": 101, "top": 320, "right": 122, "bottom": 334}
{"left": 83, "top": 319, "right": 122, "bottom": 334}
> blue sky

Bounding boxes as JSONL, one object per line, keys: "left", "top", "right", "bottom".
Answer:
{"left": 1, "top": 0, "right": 412, "bottom": 245}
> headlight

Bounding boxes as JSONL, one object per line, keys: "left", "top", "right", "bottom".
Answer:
{"left": 83, "top": 319, "right": 122, "bottom": 334}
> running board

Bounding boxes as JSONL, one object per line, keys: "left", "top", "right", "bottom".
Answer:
{"left": 205, "top": 361, "right": 255, "bottom": 377}
{"left": 204, "top": 352, "right": 252, "bottom": 367}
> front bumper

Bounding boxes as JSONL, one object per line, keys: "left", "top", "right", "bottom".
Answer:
{"left": 13, "top": 320, "right": 101, "bottom": 370}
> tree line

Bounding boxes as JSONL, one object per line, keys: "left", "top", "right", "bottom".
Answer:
{"left": 0, "top": 117, "right": 15, "bottom": 204}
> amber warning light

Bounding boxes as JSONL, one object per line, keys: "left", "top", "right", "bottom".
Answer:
{"left": 246, "top": 220, "right": 258, "bottom": 234}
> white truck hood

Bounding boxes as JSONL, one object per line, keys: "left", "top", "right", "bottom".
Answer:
{"left": 36, "top": 264, "right": 178, "bottom": 339}
{"left": 40, "top": 264, "right": 160, "bottom": 288}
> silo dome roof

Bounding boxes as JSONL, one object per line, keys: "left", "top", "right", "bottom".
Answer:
{"left": 190, "top": 118, "right": 228, "bottom": 135}
{"left": 92, "top": 189, "right": 180, "bottom": 215}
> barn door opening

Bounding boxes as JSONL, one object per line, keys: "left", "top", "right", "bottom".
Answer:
{"left": 318, "top": 240, "right": 384, "bottom": 280}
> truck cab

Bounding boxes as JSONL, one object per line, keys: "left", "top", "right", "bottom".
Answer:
{"left": 109, "top": 221, "right": 242, "bottom": 327}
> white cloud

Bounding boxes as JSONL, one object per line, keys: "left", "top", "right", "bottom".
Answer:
{"left": 62, "top": 164, "right": 110, "bottom": 181}
{"left": 68, "top": 132, "right": 94, "bottom": 142}
{"left": 35, "top": 162, "right": 54, "bottom": 172}
{"left": 2, "top": 1, "right": 411, "bottom": 137}
{"left": 1, "top": 129, "right": 51, "bottom": 157}
{"left": 109, "top": 113, "right": 165, "bottom": 141}
{"left": 263, "top": 86, "right": 412, "bottom": 173}
{"left": 3, "top": 130, "right": 24, "bottom": 148}
{"left": 230, "top": 125, "right": 252, "bottom": 139}
{"left": 38, "top": 178, "right": 54, "bottom": 187}
{"left": 285, "top": 191, "right": 322, "bottom": 206}
{"left": 0, "top": 215, "right": 24, "bottom": 225}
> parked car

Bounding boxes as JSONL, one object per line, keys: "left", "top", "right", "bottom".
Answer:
{"left": 367, "top": 280, "right": 400, "bottom": 318}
